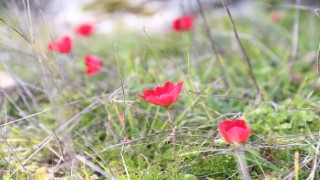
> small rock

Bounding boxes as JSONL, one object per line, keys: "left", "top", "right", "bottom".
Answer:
{"left": 0, "top": 71, "right": 16, "bottom": 90}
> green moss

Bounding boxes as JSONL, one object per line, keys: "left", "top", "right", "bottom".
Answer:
{"left": 180, "top": 154, "right": 237, "bottom": 179}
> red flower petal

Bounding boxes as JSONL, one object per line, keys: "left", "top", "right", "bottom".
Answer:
{"left": 218, "top": 120, "right": 232, "bottom": 131}
{"left": 218, "top": 119, "right": 251, "bottom": 144}
{"left": 232, "top": 119, "right": 248, "bottom": 129}
{"left": 47, "top": 43, "right": 54, "bottom": 50}
{"left": 147, "top": 94, "right": 174, "bottom": 106}
{"left": 271, "top": 12, "right": 282, "bottom": 22}
{"left": 225, "top": 127, "right": 248, "bottom": 143}
{"left": 163, "top": 81, "right": 175, "bottom": 91}
{"left": 47, "top": 36, "right": 73, "bottom": 54}
{"left": 142, "top": 90, "right": 155, "bottom": 97}
{"left": 85, "top": 55, "right": 103, "bottom": 76}
{"left": 75, "top": 22, "right": 95, "bottom": 36}
{"left": 154, "top": 86, "right": 165, "bottom": 96}
{"left": 218, "top": 128, "right": 233, "bottom": 144}
{"left": 137, "top": 81, "right": 184, "bottom": 107}
{"left": 172, "top": 15, "right": 194, "bottom": 32}
{"left": 170, "top": 82, "right": 184, "bottom": 100}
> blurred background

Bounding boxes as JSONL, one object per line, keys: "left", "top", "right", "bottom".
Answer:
{"left": 0, "top": 0, "right": 320, "bottom": 179}
{"left": 0, "top": 0, "right": 319, "bottom": 34}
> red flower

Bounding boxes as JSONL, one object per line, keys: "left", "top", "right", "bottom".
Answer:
{"left": 172, "top": 15, "right": 194, "bottom": 32}
{"left": 218, "top": 120, "right": 252, "bottom": 144}
{"left": 85, "top": 55, "right": 103, "bottom": 76}
{"left": 271, "top": 12, "right": 282, "bottom": 22}
{"left": 47, "top": 36, "right": 73, "bottom": 54}
{"left": 138, "top": 81, "right": 184, "bottom": 107}
{"left": 75, "top": 22, "right": 95, "bottom": 36}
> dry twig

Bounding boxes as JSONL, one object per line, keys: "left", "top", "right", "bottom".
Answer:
{"left": 196, "top": 0, "right": 230, "bottom": 89}
{"left": 220, "top": 0, "right": 260, "bottom": 98}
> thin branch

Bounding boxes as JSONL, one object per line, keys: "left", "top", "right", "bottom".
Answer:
{"left": 283, "top": 153, "right": 312, "bottom": 179}
{"left": 234, "top": 147, "right": 251, "bottom": 180}
{"left": 316, "top": 9, "right": 320, "bottom": 16}
{"left": 0, "top": 89, "right": 123, "bottom": 127}
{"left": 294, "top": 151, "right": 299, "bottom": 180}
{"left": 51, "top": 130, "right": 67, "bottom": 166}
{"left": 121, "top": 145, "right": 130, "bottom": 180}
{"left": 74, "top": 131, "right": 115, "bottom": 178}
{"left": 306, "top": 133, "right": 320, "bottom": 180}
{"left": 289, "top": 0, "right": 301, "bottom": 80}
{"left": 76, "top": 155, "right": 112, "bottom": 179}
{"left": 196, "top": 0, "right": 230, "bottom": 89}
{"left": 317, "top": 38, "right": 320, "bottom": 76}
{"left": 114, "top": 102, "right": 129, "bottom": 139}
{"left": 22, "top": 0, "right": 33, "bottom": 42}
{"left": 9, "top": 101, "right": 100, "bottom": 177}
{"left": 167, "top": 108, "right": 176, "bottom": 151}
{"left": 94, "top": 130, "right": 176, "bottom": 156}
{"left": 0, "top": 133, "right": 28, "bottom": 173}
{"left": 220, "top": 0, "right": 260, "bottom": 98}
{"left": 114, "top": 44, "right": 127, "bottom": 140}
{"left": 0, "top": 100, "right": 80, "bottom": 127}
{"left": 0, "top": 17, "right": 31, "bottom": 44}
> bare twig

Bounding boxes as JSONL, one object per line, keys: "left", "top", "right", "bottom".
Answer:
{"left": 307, "top": 132, "right": 320, "bottom": 180}
{"left": 0, "top": 100, "right": 80, "bottom": 127}
{"left": 0, "top": 89, "right": 124, "bottom": 127}
{"left": 190, "top": 89, "right": 320, "bottom": 112}
{"left": 121, "top": 145, "right": 130, "bottom": 180}
{"left": 9, "top": 101, "right": 101, "bottom": 177}
{"left": 220, "top": 0, "right": 260, "bottom": 98}
{"left": 316, "top": 9, "right": 320, "bottom": 16}
{"left": 289, "top": 0, "right": 301, "bottom": 80}
{"left": 196, "top": 0, "right": 230, "bottom": 89}
{"left": 283, "top": 153, "right": 312, "bottom": 180}
{"left": 234, "top": 147, "right": 251, "bottom": 180}
{"left": 114, "top": 102, "right": 129, "bottom": 139}
{"left": 317, "top": 38, "right": 320, "bottom": 76}
{"left": 294, "top": 151, "right": 299, "bottom": 180}
{"left": 22, "top": 0, "right": 33, "bottom": 42}
{"left": 51, "top": 130, "right": 67, "bottom": 166}
{"left": 74, "top": 131, "right": 115, "bottom": 178}
{"left": 280, "top": 4, "right": 316, "bottom": 11}
{"left": 76, "top": 155, "right": 112, "bottom": 179}
{"left": 114, "top": 44, "right": 127, "bottom": 140}
{"left": 94, "top": 130, "right": 176, "bottom": 156}
{"left": 0, "top": 17, "right": 31, "bottom": 44}
{"left": 167, "top": 108, "right": 176, "bottom": 151}
{"left": 0, "top": 133, "right": 28, "bottom": 173}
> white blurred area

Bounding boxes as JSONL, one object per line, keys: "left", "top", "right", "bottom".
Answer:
{"left": 1, "top": 0, "right": 258, "bottom": 34}
{"left": 45, "top": 0, "right": 260, "bottom": 35}
{"left": 45, "top": 0, "right": 192, "bottom": 34}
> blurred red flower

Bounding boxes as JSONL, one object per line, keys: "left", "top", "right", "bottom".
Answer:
{"left": 47, "top": 36, "right": 72, "bottom": 54}
{"left": 271, "top": 12, "right": 282, "bottom": 22}
{"left": 85, "top": 55, "right": 103, "bottom": 76}
{"left": 75, "top": 22, "right": 95, "bottom": 36}
{"left": 172, "top": 15, "right": 194, "bottom": 32}
{"left": 138, "top": 81, "right": 184, "bottom": 107}
{"left": 218, "top": 120, "right": 251, "bottom": 144}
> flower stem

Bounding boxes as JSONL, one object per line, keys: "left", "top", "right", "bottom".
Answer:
{"left": 166, "top": 108, "right": 176, "bottom": 151}
{"left": 234, "top": 147, "right": 251, "bottom": 180}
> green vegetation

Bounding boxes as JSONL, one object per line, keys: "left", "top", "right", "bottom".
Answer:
{"left": 0, "top": 3, "right": 319, "bottom": 179}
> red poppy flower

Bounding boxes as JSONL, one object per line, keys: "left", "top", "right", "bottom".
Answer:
{"left": 47, "top": 36, "right": 73, "bottom": 54}
{"left": 85, "top": 55, "right": 103, "bottom": 76}
{"left": 172, "top": 15, "right": 194, "bottom": 32}
{"left": 138, "top": 81, "right": 184, "bottom": 107}
{"left": 218, "top": 119, "right": 252, "bottom": 144}
{"left": 271, "top": 12, "right": 282, "bottom": 22}
{"left": 75, "top": 22, "right": 95, "bottom": 36}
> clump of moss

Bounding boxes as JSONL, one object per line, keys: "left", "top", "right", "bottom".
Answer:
{"left": 246, "top": 104, "right": 319, "bottom": 135}
{"left": 180, "top": 153, "right": 237, "bottom": 179}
